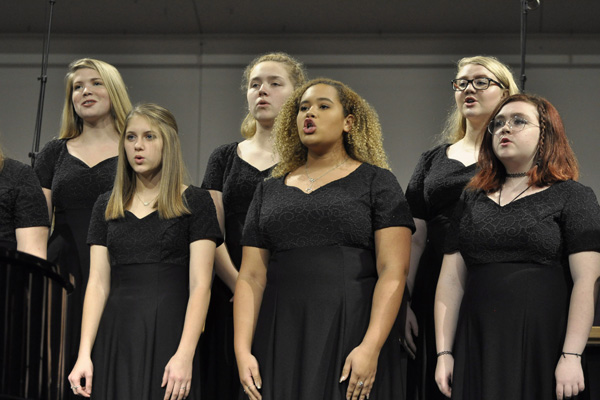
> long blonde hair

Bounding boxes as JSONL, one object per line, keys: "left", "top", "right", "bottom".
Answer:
{"left": 439, "top": 55, "right": 519, "bottom": 144}
{"left": 105, "top": 104, "right": 190, "bottom": 220}
{"left": 240, "top": 52, "right": 308, "bottom": 139}
{"left": 59, "top": 58, "right": 132, "bottom": 139}
{"left": 272, "top": 78, "right": 389, "bottom": 178}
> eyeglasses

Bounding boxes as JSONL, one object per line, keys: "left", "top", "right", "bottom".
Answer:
{"left": 451, "top": 77, "right": 505, "bottom": 92}
{"left": 487, "top": 115, "right": 539, "bottom": 135}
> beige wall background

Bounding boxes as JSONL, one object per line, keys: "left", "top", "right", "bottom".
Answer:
{"left": 0, "top": 35, "right": 598, "bottom": 195}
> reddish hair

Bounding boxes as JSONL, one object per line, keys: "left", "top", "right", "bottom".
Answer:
{"left": 469, "top": 93, "right": 579, "bottom": 192}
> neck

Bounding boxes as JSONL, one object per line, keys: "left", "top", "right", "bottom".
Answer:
{"left": 135, "top": 171, "right": 162, "bottom": 194}
{"left": 306, "top": 145, "right": 348, "bottom": 168}
{"left": 250, "top": 125, "right": 275, "bottom": 151}
{"left": 463, "top": 119, "right": 485, "bottom": 147}
{"left": 80, "top": 118, "right": 119, "bottom": 142}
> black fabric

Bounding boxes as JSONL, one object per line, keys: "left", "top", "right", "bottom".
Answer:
{"left": 447, "top": 180, "right": 600, "bottom": 400}
{"left": 87, "top": 185, "right": 222, "bottom": 400}
{"left": 199, "top": 142, "right": 273, "bottom": 399}
{"left": 0, "top": 158, "right": 49, "bottom": 245}
{"left": 241, "top": 163, "right": 414, "bottom": 399}
{"left": 404, "top": 144, "right": 477, "bottom": 400}
{"left": 34, "top": 138, "right": 118, "bottom": 388}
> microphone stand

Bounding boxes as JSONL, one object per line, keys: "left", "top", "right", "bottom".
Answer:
{"left": 29, "top": 0, "right": 57, "bottom": 168}
{"left": 519, "top": 0, "right": 540, "bottom": 91}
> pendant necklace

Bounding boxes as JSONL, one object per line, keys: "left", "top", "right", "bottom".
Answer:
{"left": 136, "top": 192, "right": 158, "bottom": 207}
{"left": 304, "top": 157, "right": 349, "bottom": 193}
{"left": 498, "top": 184, "right": 531, "bottom": 206}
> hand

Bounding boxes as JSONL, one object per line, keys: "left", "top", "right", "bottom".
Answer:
{"left": 403, "top": 304, "right": 419, "bottom": 359}
{"left": 161, "top": 352, "right": 193, "bottom": 400}
{"left": 434, "top": 353, "right": 453, "bottom": 398}
{"left": 340, "top": 344, "right": 379, "bottom": 400}
{"left": 237, "top": 352, "right": 262, "bottom": 400}
{"left": 68, "top": 356, "right": 94, "bottom": 398}
{"left": 555, "top": 354, "right": 585, "bottom": 399}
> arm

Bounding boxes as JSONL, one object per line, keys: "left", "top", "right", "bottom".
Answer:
{"left": 42, "top": 188, "right": 53, "bottom": 222}
{"left": 208, "top": 189, "right": 239, "bottom": 293}
{"left": 555, "top": 251, "right": 600, "bottom": 400}
{"left": 15, "top": 226, "right": 48, "bottom": 259}
{"left": 404, "top": 218, "right": 427, "bottom": 355}
{"left": 341, "top": 226, "right": 412, "bottom": 400}
{"left": 162, "top": 239, "right": 216, "bottom": 400}
{"left": 233, "top": 246, "right": 269, "bottom": 400}
{"left": 433, "top": 251, "right": 467, "bottom": 398}
{"left": 68, "top": 245, "right": 111, "bottom": 398}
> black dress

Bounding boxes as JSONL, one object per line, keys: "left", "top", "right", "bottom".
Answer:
{"left": 87, "top": 186, "right": 223, "bottom": 400}
{"left": 242, "top": 163, "right": 415, "bottom": 400}
{"left": 445, "top": 180, "right": 600, "bottom": 400}
{"left": 199, "top": 142, "right": 273, "bottom": 400}
{"left": 34, "top": 138, "right": 118, "bottom": 377}
{"left": 404, "top": 144, "right": 476, "bottom": 400}
{"left": 0, "top": 158, "right": 49, "bottom": 249}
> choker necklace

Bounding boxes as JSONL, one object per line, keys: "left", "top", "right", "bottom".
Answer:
{"left": 498, "top": 184, "right": 531, "bottom": 206}
{"left": 305, "top": 157, "right": 349, "bottom": 193}
{"left": 136, "top": 193, "right": 158, "bottom": 207}
{"left": 506, "top": 172, "right": 528, "bottom": 178}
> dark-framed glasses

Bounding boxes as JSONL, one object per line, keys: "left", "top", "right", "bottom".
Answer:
{"left": 451, "top": 77, "right": 505, "bottom": 91}
{"left": 487, "top": 115, "right": 539, "bottom": 135}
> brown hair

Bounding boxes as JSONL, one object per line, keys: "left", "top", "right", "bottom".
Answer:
{"left": 469, "top": 93, "right": 579, "bottom": 192}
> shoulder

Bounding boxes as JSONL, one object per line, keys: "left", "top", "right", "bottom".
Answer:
{"left": 39, "top": 138, "right": 67, "bottom": 154}
{"left": 208, "top": 142, "right": 238, "bottom": 160}
{"left": 418, "top": 143, "right": 449, "bottom": 164}
{"left": 184, "top": 185, "right": 215, "bottom": 207}
{"left": 96, "top": 191, "right": 112, "bottom": 207}
{"left": 2, "top": 158, "right": 38, "bottom": 182}
{"left": 358, "top": 163, "right": 398, "bottom": 184}
{"left": 553, "top": 180, "right": 598, "bottom": 202}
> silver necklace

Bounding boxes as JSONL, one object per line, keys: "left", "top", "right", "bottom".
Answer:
{"left": 136, "top": 192, "right": 158, "bottom": 207}
{"left": 304, "top": 157, "right": 349, "bottom": 193}
{"left": 498, "top": 184, "right": 531, "bottom": 206}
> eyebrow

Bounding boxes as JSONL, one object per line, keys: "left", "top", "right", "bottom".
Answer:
{"left": 455, "top": 75, "right": 494, "bottom": 80}
{"left": 250, "top": 75, "right": 284, "bottom": 81}
{"left": 73, "top": 77, "right": 103, "bottom": 85}
{"left": 300, "top": 97, "right": 334, "bottom": 103}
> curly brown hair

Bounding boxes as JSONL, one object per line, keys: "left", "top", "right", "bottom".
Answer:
{"left": 271, "top": 78, "right": 390, "bottom": 178}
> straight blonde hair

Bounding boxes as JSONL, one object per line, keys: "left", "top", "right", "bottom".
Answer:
{"left": 105, "top": 104, "right": 190, "bottom": 220}
{"left": 59, "top": 58, "right": 132, "bottom": 139}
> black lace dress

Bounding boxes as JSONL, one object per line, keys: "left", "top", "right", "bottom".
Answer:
{"left": 445, "top": 180, "right": 600, "bottom": 400}
{"left": 199, "top": 142, "right": 273, "bottom": 400}
{"left": 404, "top": 143, "right": 477, "bottom": 400}
{"left": 87, "top": 186, "right": 223, "bottom": 400}
{"left": 0, "top": 158, "right": 49, "bottom": 249}
{"left": 34, "top": 138, "right": 118, "bottom": 374}
{"left": 242, "top": 163, "right": 415, "bottom": 400}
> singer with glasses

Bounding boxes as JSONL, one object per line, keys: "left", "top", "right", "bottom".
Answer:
{"left": 404, "top": 56, "right": 519, "bottom": 400}
{"left": 434, "top": 93, "right": 600, "bottom": 400}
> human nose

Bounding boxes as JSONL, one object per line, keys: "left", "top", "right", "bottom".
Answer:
{"left": 82, "top": 84, "right": 93, "bottom": 95}
{"left": 464, "top": 80, "right": 477, "bottom": 93}
{"left": 258, "top": 83, "right": 268, "bottom": 96}
{"left": 304, "top": 106, "right": 315, "bottom": 117}
{"left": 134, "top": 138, "right": 144, "bottom": 150}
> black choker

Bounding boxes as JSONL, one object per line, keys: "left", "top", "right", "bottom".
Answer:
{"left": 506, "top": 172, "right": 528, "bottom": 178}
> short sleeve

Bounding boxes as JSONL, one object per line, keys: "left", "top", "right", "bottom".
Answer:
{"left": 186, "top": 186, "right": 224, "bottom": 246}
{"left": 13, "top": 163, "right": 49, "bottom": 228}
{"left": 241, "top": 182, "right": 267, "bottom": 248}
{"left": 87, "top": 192, "right": 111, "bottom": 246}
{"left": 371, "top": 168, "right": 415, "bottom": 233}
{"left": 33, "top": 139, "right": 62, "bottom": 189}
{"left": 405, "top": 152, "right": 429, "bottom": 220}
{"left": 560, "top": 183, "right": 600, "bottom": 254}
{"left": 201, "top": 143, "right": 235, "bottom": 192}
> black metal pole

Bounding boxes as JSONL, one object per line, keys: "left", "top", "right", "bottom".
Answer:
{"left": 519, "top": 0, "right": 528, "bottom": 91}
{"left": 30, "top": 0, "right": 57, "bottom": 168}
